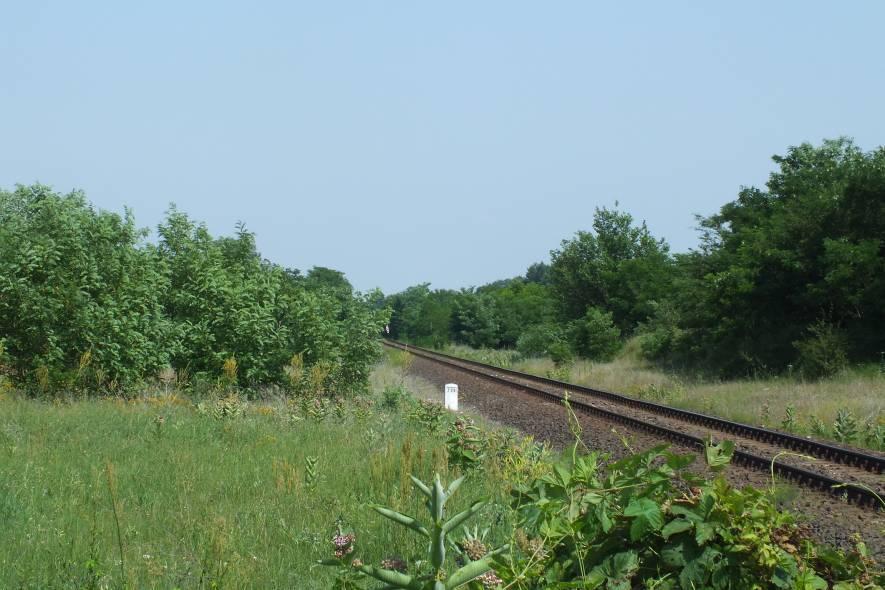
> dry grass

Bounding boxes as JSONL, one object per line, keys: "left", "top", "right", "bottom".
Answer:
{"left": 370, "top": 349, "right": 446, "bottom": 404}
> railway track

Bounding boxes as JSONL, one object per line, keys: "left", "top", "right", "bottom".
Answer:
{"left": 384, "top": 340, "right": 885, "bottom": 509}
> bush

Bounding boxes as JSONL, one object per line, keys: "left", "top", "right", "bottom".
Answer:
{"left": 496, "top": 442, "right": 881, "bottom": 588}
{"left": 0, "top": 185, "right": 175, "bottom": 391}
{"left": 380, "top": 384, "right": 406, "bottom": 411}
{"left": 0, "top": 185, "right": 390, "bottom": 395}
{"left": 568, "top": 306, "right": 622, "bottom": 361}
{"left": 516, "top": 323, "right": 565, "bottom": 358}
{"left": 793, "top": 321, "right": 849, "bottom": 379}
{"left": 637, "top": 301, "right": 684, "bottom": 361}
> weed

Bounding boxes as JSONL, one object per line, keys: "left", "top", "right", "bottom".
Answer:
{"left": 305, "top": 455, "right": 319, "bottom": 491}
{"left": 221, "top": 356, "right": 238, "bottom": 389}
{"left": 320, "top": 473, "right": 507, "bottom": 588}
{"left": 862, "top": 417, "right": 884, "bottom": 451}
{"left": 809, "top": 415, "right": 829, "bottom": 438}
{"left": 833, "top": 409, "right": 859, "bottom": 443}
{"left": 408, "top": 399, "right": 447, "bottom": 434}
{"left": 760, "top": 400, "right": 771, "bottom": 427}
{"left": 781, "top": 405, "right": 798, "bottom": 432}
{"left": 381, "top": 384, "right": 406, "bottom": 411}
{"left": 446, "top": 417, "right": 487, "bottom": 472}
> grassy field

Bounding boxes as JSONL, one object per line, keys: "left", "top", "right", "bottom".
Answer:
{"left": 441, "top": 340, "right": 885, "bottom": 450}
{"left": 0, "top": 385, "right": 511, "bottom": 588}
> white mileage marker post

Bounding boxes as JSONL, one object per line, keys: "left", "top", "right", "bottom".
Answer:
{"left": 444, "top": 383, "right": 459, "bottom": 411}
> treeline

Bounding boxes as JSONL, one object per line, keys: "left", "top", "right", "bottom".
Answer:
{"left": 0, "top": 185, "right": 389, "bottom": 394}
{"left": 386, "top": 138, "right": 885, "bottom": 378}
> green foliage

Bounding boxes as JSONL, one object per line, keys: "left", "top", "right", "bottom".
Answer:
{"left": 451, "top": 292, "right": 501, "bottom": 349}
{"left": 668, "top": 139, "right": 885, "bottom": 376}
{"left": 0, "top": 184, "right": 175, "bottom": 390}
{"left": 549, "top": 205, "right": 672, "bottom": 332}
{"left": 862, "top": 418, "right": 885, "bottom": 451}
{"left": 446, "top": 418, "right": 488, "bottom": 472}
{"left": 833, "top": 409, "right": 859, "bottom": 443}
{"left": 321, "top": 474, "right": 507, "bottom": 589}
{"left": 794, "top": 321, "right": 849, "bottom": 380}
{"left": 637, "top": 301, "right": 684, "bottom": 363}
{"left": 516, "top": 324, "right": 567, "bottom": 359}
{"left": 381, "top": 384, "right": 407, "bottom": 411}
{"left": 0, "top": 185, "right": 389, "bottom": 395}
{"left": 568, "top": 307, "right": 622, "bottom": 361}
{"left": 782, "top": 406, "right": 798, "bottom": 432}
{"left": 408, "top": 399, "right": 447, "bottom": 434}
{"left": 497, "top": 443, "right": 879, "bottom": 589}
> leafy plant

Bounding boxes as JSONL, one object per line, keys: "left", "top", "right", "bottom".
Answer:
{"left": 409, "top": 399, "right": 447, "bottom": 434}
{"left": 381, "top": 384, "right": 407, "bottom": 411}
{"left": 809, "top": 415, "right": 829, "bottom": 438}
{"left": 794, "top": 321, "right": 849, "bottom": 380}
{"left": 305, "top": 455, "right": 319, "bottom": 491}
{"left": 494, "top": 435, "right": 876, "bottom": 589}
{"left": 862, "top": 417, "right": 884, "bottom": 451}
{"left": 781, "top": 405, "right": 798, "bottom": 432}
{"left": 567, "top": 306, "right": 622, "bottom": 361}
{"left": 833, "top": 409, "right": 859, "bottom": 443}
{"left": 446, "top": 418, "right": 488, "bottom": 472}
{"left": 320, "top": 474, "right": 507, "bottom": 589}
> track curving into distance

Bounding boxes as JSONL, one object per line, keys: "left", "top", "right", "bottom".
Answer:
{"left": 384, "top": 340, "right": 884, "bottom": 509}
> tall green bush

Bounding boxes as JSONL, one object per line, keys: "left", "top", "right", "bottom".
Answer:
{"left": 568, "top": 307, "right": 622, "bottom": 361}
{"left": 0, "top": 185, "right": 389, "bottom": 394}
{"left": 0, "top": 185, "right": 175, "bottom": 389}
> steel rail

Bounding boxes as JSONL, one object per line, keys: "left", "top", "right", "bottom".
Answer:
{"left": 384, "top": 340, "right": 884, "bottom": 508}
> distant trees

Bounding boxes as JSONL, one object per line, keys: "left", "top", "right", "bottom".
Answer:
{"left": 0, "top": 185, "right": 389, "bottom": 394}
{"left": 386, "top": 138, "right": 885, "bottom": 377}
{"left": 655, "top": 138, "right": 885, "bottom": 376}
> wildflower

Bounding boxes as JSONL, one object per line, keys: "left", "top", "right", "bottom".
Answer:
{"left": 332, "top": 532, "right": 355, "bottom": 558}
{"left": 460, "top": 538, "right": 488, "bottom": 561}
{"left": 351, "top": 558, "right": 363, "bottom": 568}
{"left": 380, "top": 557, "right": 407, "bottom": 572}
{"left": 477, "top": 570, "right": 503, "bottom": 588}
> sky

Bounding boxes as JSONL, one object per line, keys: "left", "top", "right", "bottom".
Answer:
{"left": 2, "top": 2, "right": 884, "bottom": 294}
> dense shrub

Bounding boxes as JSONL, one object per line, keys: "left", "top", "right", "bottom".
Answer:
{"left": 568, "top": 306, "right": 622, "bottom": 361}
{"left": 516, "top": 323, "right": 566, "bottom": 358}
{"left": 793, "top": 321, "right": 849, "bottom": 380}
{"left": 496, "top": 442, "right": 881, "bottom": 588}
{"left": 0, "top": 185, "right": 389, "bottom": 394}
{"left": 0, "top": 185, "right": 176, "bottom": 390}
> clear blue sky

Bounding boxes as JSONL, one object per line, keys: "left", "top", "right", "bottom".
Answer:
{"left": 3, "top": 2, "right": 884, "bottom": 293}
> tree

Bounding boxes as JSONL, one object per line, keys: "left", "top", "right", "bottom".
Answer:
{"left": 525, "top": 262, "right": 551, "bottom": 285}
{"left": 549, "top": 206, "right": 672, "bottom": 332}
{"left": 670, "top": 138, "right": 885, "bottom": 375}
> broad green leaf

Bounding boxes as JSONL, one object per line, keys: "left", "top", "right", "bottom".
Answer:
{"left": 442, "top": 499, "right": 487, "bottom": 533}
{"left": 356, "top": 565, "right": 421, "bottom": 589}
{"left": 694, "top": 522, "right": 716, "bottom": 545}
{"left": 704, "top": 438, "right": 735, "bottom": 470}
{"left": 371, "top": 505, "right": 429, "bottom": 537}
{"left": 446, "top": 545, "right": 508, "bottom": 588}
{"left": 623, "top": 498, "right": 664, "bottom": 541}
{"left": 661, "top": 518, "right": 693, "bottom": 540}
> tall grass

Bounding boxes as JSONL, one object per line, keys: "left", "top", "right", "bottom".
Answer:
{"left": 0, "top": 390, "right": 506, "bottom": 587}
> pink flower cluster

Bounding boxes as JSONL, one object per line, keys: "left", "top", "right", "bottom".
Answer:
{"left": 477, "top": 570, "right": 503, "bottom": 588}
{"left": 332, "top": 532, "right": 355, "bottom": 558}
